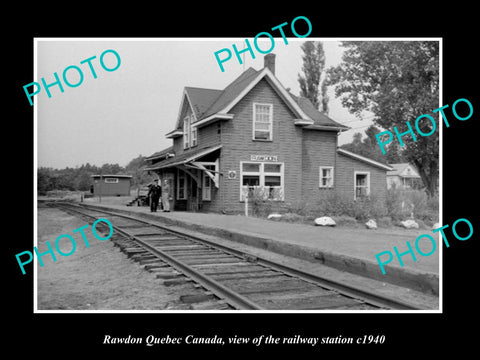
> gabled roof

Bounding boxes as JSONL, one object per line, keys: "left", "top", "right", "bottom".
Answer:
{"left": 198, "top": 67, "right": 261, "bottom": 120}
{"left": 171, "top": 64, "right": 349, "bottom": 135}
{"left": 172, "top": 68, "right": 260, "bottom": 131}
{"left": 184, "top": 87, "right": 223, "bottom": 120}
{"left": 289, "top": 93, "right": 349, "bottom": 131}
{"left": 387, "top": 163, "right": 421, "bottom": 178}
{"left": 172, "top": 66, "right": 316, "bottom": 131}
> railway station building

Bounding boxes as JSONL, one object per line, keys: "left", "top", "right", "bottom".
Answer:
{"left": 145, "top": 54, "right": 392, "bottom": 213}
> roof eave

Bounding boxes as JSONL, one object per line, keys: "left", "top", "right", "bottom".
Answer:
{"left": 145, "top": 153, "right": 175, "bottom": 161}
{"left": 220, "top": 67, "right": 312, "bottom": 122}
{"left": 294, "top": 119, "right": 314, "bottom": 126}
{"left": 90, "top": 174, "right": 132, "bottom": 178}
{"left": 303, "top": 124, "right": 350, "bottom": 132}
{"left": 192, "top": 113, "right": 234, "bottom": 128}
{"left": 337, "top": 148, "right": 393, "bottom": 171}
{"left": 144, "top": 145, "right": 222, "bottom": 172}
{"left": 165, "top": 129, "right": 183, "bottom": 139}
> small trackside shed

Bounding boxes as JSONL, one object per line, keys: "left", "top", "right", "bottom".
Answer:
{"left": 91, "top": 174, "right": 132, "bottom": 196}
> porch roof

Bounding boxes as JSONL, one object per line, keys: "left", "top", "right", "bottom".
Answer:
{"left": 144, "top": 144, "right": 222, "bottom": 171}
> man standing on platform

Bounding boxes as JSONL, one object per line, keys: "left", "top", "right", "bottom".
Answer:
{"left": 162, "top": 179, "right": 170, "bottom": 212}
{"left": 148, "top": 179, "right": 162, "bottom": 212}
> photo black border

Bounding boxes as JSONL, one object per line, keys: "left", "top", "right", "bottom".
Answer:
{"left": 7, "top": 6, "right": 478, "bottom": 355}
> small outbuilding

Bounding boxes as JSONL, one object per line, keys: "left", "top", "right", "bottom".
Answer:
{"left": 386, "top": 163, "right": 422, "bottom": 190}
{"left": 91, "top": 174, "right": 132, "bottom": 196}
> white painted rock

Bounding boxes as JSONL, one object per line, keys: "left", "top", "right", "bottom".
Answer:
{"left": 267, "top": 213, "right": 282, "bottom": 220}
{"left": 365, "top": 219, "right": 377, "bottom": 230}
{"left": 401, "top": 219, "right": 419, "bottom": 229}
{"left": 432, "top": 222, "right": 440, "bottom": 230}
{"left": 314, "top": 216, "right": 336, "bottom": 226}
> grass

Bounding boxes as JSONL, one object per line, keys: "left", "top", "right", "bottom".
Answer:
{"left": 40, "top": 188, "right": 439, "bottom": 230}
{"left": 260, "top": 189, "right": 439, "bottom": 229}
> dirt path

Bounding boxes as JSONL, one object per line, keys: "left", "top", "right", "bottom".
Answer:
{"left": 36, "top": 206, "right": 184, "bottom": 310}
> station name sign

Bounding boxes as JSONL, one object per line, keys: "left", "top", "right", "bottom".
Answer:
{"left": 250, "top": 154, "right": 278, "bottom": 162}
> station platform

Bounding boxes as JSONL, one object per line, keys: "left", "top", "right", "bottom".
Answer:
{"left": 74, "top": 197, "right": 440, "bottom": 301}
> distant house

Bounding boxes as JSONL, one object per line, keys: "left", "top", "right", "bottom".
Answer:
{"left": 91, "top": 174, "right": 132, "bottom": 196}
{"left": 386, "top": 163, "right": 422, "bottom": 189}
{"left": 145, "top": 54, "right": 393, "bottom": 213}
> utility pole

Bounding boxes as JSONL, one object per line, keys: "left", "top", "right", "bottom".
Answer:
{"left": 98, "top": 173, "right": 102, "bottom": 203}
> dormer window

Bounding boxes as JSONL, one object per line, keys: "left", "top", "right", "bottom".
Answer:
{"left": 183, "top": 116, "right": 190, "bottom": 149}
{"left": 183, "top": 115, "right": 197, "bottom": 149}
{"left": 191, "top": 126, "right": 197, "bottom": 147}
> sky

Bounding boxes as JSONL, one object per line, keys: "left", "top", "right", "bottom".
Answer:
{"left": 35, "top": 38, "right": 373, "bottom": 169}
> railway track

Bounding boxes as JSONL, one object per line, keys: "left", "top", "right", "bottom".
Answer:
{"left": 50, "top": 202, "right": 421, "bottom": 311}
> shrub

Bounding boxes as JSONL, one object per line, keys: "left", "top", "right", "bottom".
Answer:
{"left": 414, "top": 219, "right": 430, "bottom": 230}
{"left": 386, "top": 189, "right": 439, "bottom": 223}
{"left": 247, "top": 188, "right": 273, "bottom": 217}
{"left": 307, "top": 192, "right": 387, "bottom": 222}
{"left": 351, "top": 195, "right": 387, "bottom": 221}
{"left": 332, "top": 215, "right": 358, "bottom": 227}
{"left": 386, "top": 188, "right": 405, "bottom": 220}
{"left": 377, "top": 216, "right": 393, "bottom": 228}
{"left": 311, "top": 192, "right": 354, "bottom": 217}
{"left": 281, "top": 213, "right": 305, "bottom": 223}
{"left": 283, "top": 200, "right": 311, "bottom": 216}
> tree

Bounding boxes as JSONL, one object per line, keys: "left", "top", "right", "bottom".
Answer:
{"left": 328, "top": 41, "right": 439, "bottom": 196}
{"left": 298, "top": 41, "right": 329, "bottom": 113}
{"left": 125, "top": 154, "right": 155, "bottom": 187}
{"left": 38, "top": 167, "right": 55, "bottom": 194}
{"left": 37, "top": 156, "right": 155, "bottom": 193}
{"left": 341, "top": 125, "right": 406, "bottom": 164}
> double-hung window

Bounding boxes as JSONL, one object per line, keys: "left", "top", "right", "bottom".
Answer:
{"left": 183, "top": 115, "right": 197, "bottom": 149}
{"left": 191, "top": 126, "right": 197, "bottom": 147}
{"left": 253, "top": 103, "right": 273, "bottom": 141}
{"left": 240, "top": 162, "right": 284, "bottom": 201}
{"left": 319, "top": 166, "right": 334, "bottom": 188}
{"left": 183, "top": 115, "right": 190, "bottom": 149}
{"left": 354, "top": 171, "right": 370, "bottom": 199}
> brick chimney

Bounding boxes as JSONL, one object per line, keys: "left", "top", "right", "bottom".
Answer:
{"left": 264, "top": 53, "right": 276, "bottom": 74}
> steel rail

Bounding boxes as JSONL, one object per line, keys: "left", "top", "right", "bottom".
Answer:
{"left": 53, "top": 202, "right": 423, "bottom": 310}
{"left": 54, "top": 202, "right": 262, "bottom": 310}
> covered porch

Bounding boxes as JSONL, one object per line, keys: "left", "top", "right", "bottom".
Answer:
{"left": 144, "top": 145, "right": 221, "bottom": 211}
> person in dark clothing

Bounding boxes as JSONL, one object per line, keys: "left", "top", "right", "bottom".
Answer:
{"left": 148, "top": 179, "right": 162, "bottom": 212}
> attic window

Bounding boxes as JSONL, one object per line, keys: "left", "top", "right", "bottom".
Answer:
{"left": 183, "top": 116, "right": 190, "bottom": 149}
{"left": 253, "top": 103, "right": 273, "bottom": 141}
{"left": 183, "top": 115, "right": 197, "bottom": 149}
{"left": 191, "top": 126, "right": 197, "bottom": 147}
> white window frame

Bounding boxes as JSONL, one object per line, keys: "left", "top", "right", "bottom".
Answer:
{"left": 191, "top": 125, "right": 197, "bottom": 147}
{"left": 104, "top": 178, "right": 119, "bottom": 183}
{"left": 354, "top": 171, "right": 370, "bottom": 200}
{"left": 239, "top": 161, "right": 284, "bottom": 201}
{"left": 319, "top": 166, "right": 334, "bottom": 188}
{"left": 183, "top": 115, "right": 190, "bottom": 149}
{"left": 252, "top": 103, "right": 273, "bottom": 141}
